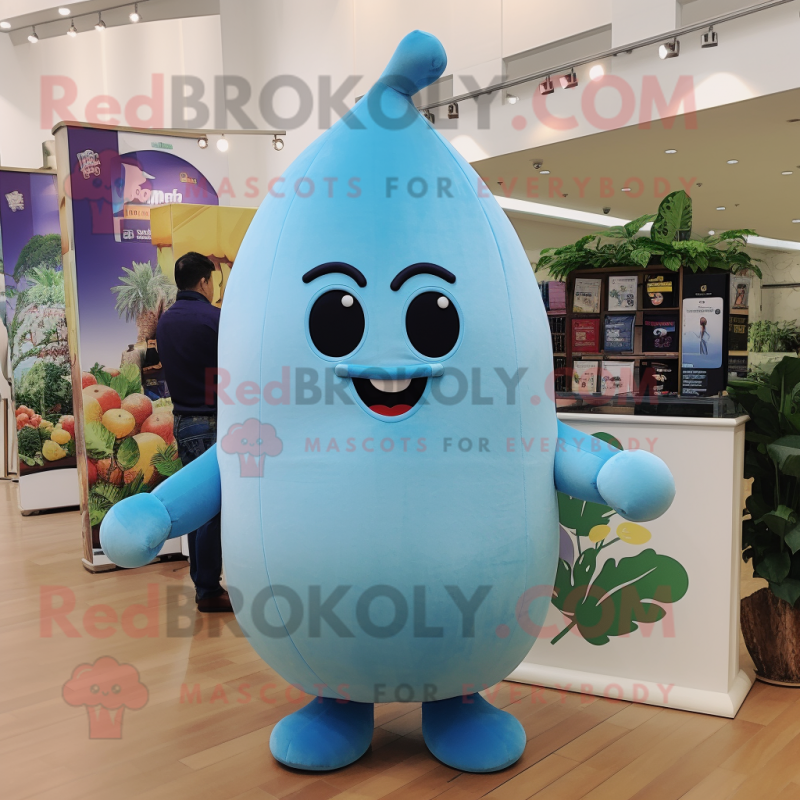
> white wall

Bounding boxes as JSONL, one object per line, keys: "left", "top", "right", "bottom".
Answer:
{"left": 0, "top": 14, "right": 223, "bottom": 168}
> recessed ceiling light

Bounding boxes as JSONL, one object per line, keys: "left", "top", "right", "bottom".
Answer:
{"left": 716, "top": 207, "right": 726, "bottom": 211}
{"left": 782, "top": 171, "right": 793, "bottom": 176}
{"left": 589, "top": 65, "right": 604, "bottom": 81}
{"left": 708, "top": 230, "right": 716, "bottom": 235}
{"left": 0, "top": 21, "right": 10, "bottom": 29}
{"left": 621, "top": 187, "right": 632, "bottom": 192}
{"left": 58, "top": 7, "right": 71, "bottom": 15}
{"left": 540, "top": 170, "right": 550, "bottom": 175}
{"left": 727, "top": 159, "right": 739, "bottom": 164}
{"left": 665, "top": 149, "right": 677, "bottom": 154}
{"left": 793, "top": 219, "right": 800, "bottom": 224}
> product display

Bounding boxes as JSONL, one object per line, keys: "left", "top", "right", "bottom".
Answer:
{"left": 604, "top": 314, "right": 635, "bottom": 352}
{"left": 608, "top": 276, "right": 637, "bottom": 310}
{"left": 572, "top": 317, "right": 600, "bottom": 352}
{"left": 640, "top": 359, "right": 679, "bottom": 395}
{"left": 572, "top": 278, "right": 601, "bottom": 313}
{"left": 572, "top": 360, "right": 598, "bottom": 393}
{"left": 728, "top": 314, "right": 748, "bottom": 352}
{"left": 681, "top": 272, "right": 728, "bottom": 397}
{"left": 642, "top": 313, "right": 679, "bottom": 352}
{"left": 730, "top": 276, "right": 751, "bottom": 309}
{"left": 601, "top": 360, "right": 635, "bottom": 395}
{"left": 643, "top": 274, "right": 675, "bottom": 308}
{"left": 98, "top": 31, "right": 676, "bottom": 774}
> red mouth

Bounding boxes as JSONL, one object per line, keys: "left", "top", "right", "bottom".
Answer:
{"left": 369, "top": 404, "right": 413, "bottom": 417}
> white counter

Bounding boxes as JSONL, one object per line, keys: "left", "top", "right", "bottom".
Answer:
{"left": 509, "top": 412, "right": 752, "bottom": 718}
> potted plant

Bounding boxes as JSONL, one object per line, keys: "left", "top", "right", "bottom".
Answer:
{"left": 727, "top": 356, "right": 800, "bottom": 684}
{"left": 536, "top": 190, "right": 763, "bottom": 280}
{"left": 748, "top": 320, "right": 800, "bottom": 354}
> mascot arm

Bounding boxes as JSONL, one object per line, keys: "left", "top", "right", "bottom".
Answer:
{"left": 554, "top": 420, "right": 675, "bottom": 522}
{"left": 100, "top": 445, "right": 221, "bottom": 568}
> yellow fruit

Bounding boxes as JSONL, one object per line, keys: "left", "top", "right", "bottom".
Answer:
{"left": 42, "top": 440, "right": 67, "bottom": 461}
{"left": 84, "top": 396, "right": 102, "bottom": 423}
{"left": 102, "top": 408, "right": 136, "bottom": 439}
{"left": 588, "top": 525, "right": 611, "bottom": 543}
{"left": 617, "top": 522, "right": 651, "bottom": 545}
{"left": 50, "top": 428, "right": 71, "bottom": 445}
{"left": 39, "top": 420, "right": 55, "bottom": 432}
{"left": 130, "top": 432, "right": 166, "bottom": 482}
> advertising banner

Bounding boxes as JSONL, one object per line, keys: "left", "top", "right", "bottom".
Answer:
{"left": 0, "top": 168, "right": 78, "bottom": 508}
{"left": 680, "top": 272, "right": 729, "bottom": 397}
{"left": 54, "top": 124, "right": 232, "bottom": 569}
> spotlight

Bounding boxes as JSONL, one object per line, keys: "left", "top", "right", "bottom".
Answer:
{"left": 540, "top": 170, "right": 550, "bottom": 175}
{"left": 197, "top": 137, "right": 208, "bottom": 149}
{"left": 532, "top": 161, "right": 543, "bottom": 170}
{"left": 0, "top": 21, "right": 10, "bottom": 29}
{"left": 28, "top": 27, "right": 39, "bottom": 43}
{"left": 727, "top": 159, "right": 738, "bottom": 164}
{"left": 447, "top": 102, "right": 459, "bottom": 120}
{"left": 659, "top": 39, "right": 680, "bottom": 59}
{"left": 273, "top": 135, "right": 284, "bottom": 151}
{"left": 602, "top": 207, "right": 611, "bottom": 215}
{"left": 538, "top": 76, "right": 554, "bottom": 96}
{"left": 95, "top": 14, "right": 106, "bottom": 30}
{"left": 130, "top": 4, "right": 140, "bottom": 23}
{"left": 716, "top": 206, "right": 726, "bottom": 211}
{"left": 58, "top": 7, "right": 71, "bottom": 15}
{"left": 782, "top": 171, "right": 793, "bottom": 176}
{"left": 422, "top": 109, "right": 435, "bottom": 124}
{"left": 589, "top": 64, "right": 604, "bottom": 81}
{"left": 621, "top": 187, "right": 632, "bottom": 192}
{"left": 701, "top": 26, "right": 718, "bottom": 48}
{"left": 506, "top": 93, "right": 519, "bottom": 104}
{"left": 793, "top": 219, "right": 800, "bottom": 224}
{"left": 559, "top": 70, "right": 578, "bottom": 89}
{"left": 665, "top": 149, "right": 677, "bottom": 154}
{"left": 216, "top": 136, "right": 229, "bottom": 152}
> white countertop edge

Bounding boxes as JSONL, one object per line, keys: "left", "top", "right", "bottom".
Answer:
{"left": 557, "top": 412, "right": 749, "bottom": 428}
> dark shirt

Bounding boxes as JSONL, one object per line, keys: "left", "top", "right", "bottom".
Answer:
{"left": 156, "top": 291, "right": 220, "bottom": 415}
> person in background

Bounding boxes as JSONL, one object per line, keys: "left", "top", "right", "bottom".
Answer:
{"left": 156, "top": 252, "right": 231, "bottom": 613}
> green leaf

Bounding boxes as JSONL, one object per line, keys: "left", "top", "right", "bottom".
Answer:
{"left": 623, "top": 214, "right": 656, "bottom": 238}
{"left": 768, "top": 579, "right": 800, "bottom": 608}
{"left": 565, "top": 549, "right": 689, "bottom": 645}
{"left": 552, "top": 558, "right": 573, "bottom": 612}
{"left": 651, "top": 190, "right": 692, "bottom": 243}
{"left": 759, "top": 505, "right": 798, "bottom": 538}
{"left": 662, "top": 254, "right": 681, "bottom": 271}
{"left": 84, "top": 421, "right": 114, "bottom": 460}
{"left": 90, "top": 363, "right": 113, "bottom": 386}
{"left": 558, "top": 493, "right": 616, "bottom": 537}
{"left": 757, "top": 551, "right": 791, "bottom": 583}
{"left": 766, "top": 436, "right": 800, "bottom": 478}
{"left": 784, "top": 521, "right": 800, "bottom": 554}
{"left": 630, "top": 248, "right": 652, "bottom": 267}
{"left": 116, "top": 437, "right": 140, "bottom": 471}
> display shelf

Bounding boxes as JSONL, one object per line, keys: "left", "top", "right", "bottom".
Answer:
{"left": 730, "top": 308, "right": 750, "bottom": 316}
{"left": 729, "top": 350, "right": 748, "bottom": 356}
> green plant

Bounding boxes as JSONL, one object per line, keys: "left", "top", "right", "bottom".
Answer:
{"left": 536, "top": 190, "right": 763, "bottom": 280}
{"left": 89, "top": 362, "right": 143, "bottom": 399}
{"left": 14, "top": 360, "right": 73, "bottom": 417}
{"left": 21, "top": 265, "right": 64, "bottom": 306}
{"left": 17, "top": 425, "right": 42, "bottom": 465}
{"left": 552, "top": 432, "right": 689, "bottom": 645}
{"left": 748, "top": 320, "right": 800, "bottom": 354}
{"left": 111, "top": 261, "right": 175, "bottom": 342}
{"left": 728, "top": 357, "right": 800, "bottom": 607}
{"left": 13, "top": 234, "right": 61, "bottom": 282}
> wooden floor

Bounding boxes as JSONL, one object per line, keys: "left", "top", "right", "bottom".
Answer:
{"left": 2, "top": 480, "right": 800, "bottom": 800}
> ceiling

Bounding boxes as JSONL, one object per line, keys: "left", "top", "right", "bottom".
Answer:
{"left": 475, "top": 87, "right": 800, "bottom": 243}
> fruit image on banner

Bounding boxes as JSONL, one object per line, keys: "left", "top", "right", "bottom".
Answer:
{"left": 54, "top": 122, "right": 229, "bottom": 566}
{"left": 0, "top": 168, "right": 77, "bottom": 494}
{"left": 83, "top": 363, "right": 180, "bottom": 544}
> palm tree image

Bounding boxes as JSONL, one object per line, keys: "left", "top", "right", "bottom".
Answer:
{"left": 111, "top": 261, "right": 176, "bottom": 342}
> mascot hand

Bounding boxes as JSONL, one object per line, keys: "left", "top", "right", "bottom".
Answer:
{"left": 100, "top": 493, "right": 173, "bottom": 568}
{"left": 596, "top": 449, "right": 675, "bottom": 522}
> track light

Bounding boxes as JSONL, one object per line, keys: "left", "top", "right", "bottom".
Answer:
{"left": 447, "top": 102, "right": 459, "bottom": 120}
{"left": 130, "top": 4, "right": 140, "bottom": 23}
{"left": 701, "top": 26, "right": 718, "bottom": 48}
{"left": 589, "top": 64, "right": 604, "bottom": 81}
{"left": 538, "top": 76, "right": 554, "bottom": 96}
{"left": 28, "top": 27, "right": 39, "bottom": 43}
{"left": 95, "top": 13, "right": 106, "bottom": 31}
{"left": 506, "top": 93, "right": 519, "bottom": 104}
{"left": 273, "top": 135, "right": 284, "bottom": 151}
{"left": 659, "top": 38, "right": 680, "bottom": 59}
{"left": 197, "top": 137, "right": 208, "bottom": 149}
{"left": 68, "top": 20, "right": 77, "bottom": 37}
{"left": 559, "top": 70, "right": 578, "bottom": 89}
{"left": 422, "top": 109, "right": 435, "bottom": 124}
{"left": 216, "top": 135, "right": 229, "bottom": 152}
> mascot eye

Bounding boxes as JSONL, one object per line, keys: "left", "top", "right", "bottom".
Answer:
{"left": 90, "top": 684, "right": 100, "bottom": 694}
{"left": 112, "top": 684, "right": 121, "bottom": 694}
{"left": 405, "top": 292, "right": 460, "bottom": 358}
{"left": 308, "top": 290, "right": 365, "bottom": 357}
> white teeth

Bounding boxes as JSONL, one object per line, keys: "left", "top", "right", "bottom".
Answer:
{"left": 370, "top": 378, "right": 411, "bottom": 393}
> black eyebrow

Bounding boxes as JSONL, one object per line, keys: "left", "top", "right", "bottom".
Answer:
{"left": 390, "top": 263, "right": 456, "bottom": 292}
{"left": 302, "top": 262, "right": 367, "bottom": 288}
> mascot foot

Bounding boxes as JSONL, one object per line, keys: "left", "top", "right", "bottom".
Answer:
{"left": 422, "top": 693, "right": 525, "bottom": 772}
{"left": 270, "top": 697, "right": 374, "bottom": 771}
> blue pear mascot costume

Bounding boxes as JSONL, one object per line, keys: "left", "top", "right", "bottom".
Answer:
{"left": 102, "top": 32, "right": 675, "bottom": 773}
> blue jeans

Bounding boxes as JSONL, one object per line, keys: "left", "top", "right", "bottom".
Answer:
{"left": 174, "top": 414, "right": 223, "bottom": 600}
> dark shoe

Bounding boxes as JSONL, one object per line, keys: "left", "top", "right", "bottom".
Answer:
{"left": 197, "top": 590, "right": 233, "bottom": 613}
